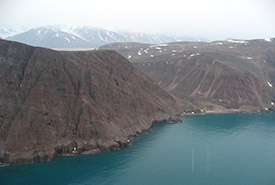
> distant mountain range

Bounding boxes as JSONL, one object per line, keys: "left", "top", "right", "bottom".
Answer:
{"left": 0, "top": 25, "right": 209, "bottom": 49}
{"left": 0, "top": 26, "right": 30, "bottom": 38}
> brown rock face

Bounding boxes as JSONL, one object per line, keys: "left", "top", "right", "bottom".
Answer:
{"left": 0, "top": 39, "right": 180, "bottom": 164}
{"left": 100, "top": 39, "right": 275, "bottom": 111}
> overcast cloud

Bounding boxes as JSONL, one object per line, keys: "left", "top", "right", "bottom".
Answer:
{"left": 0, "top": 0, "right": 274, "bottom": 40}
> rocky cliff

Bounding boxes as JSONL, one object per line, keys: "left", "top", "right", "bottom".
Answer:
{"left": 0, "top": 39, "right": 180, "bottom": 165}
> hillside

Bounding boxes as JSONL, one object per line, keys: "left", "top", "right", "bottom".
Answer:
{"left": 100, "top": 39, "right": 275, "bottom": 111}
{"left": 0, "top": 39, "right": 180, "bottom": 165}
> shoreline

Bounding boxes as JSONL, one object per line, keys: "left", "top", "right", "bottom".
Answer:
{"left": 0, "top": 115, "right": 180, "bottom": 167}
{"left": 1, "top": 109, "right": 273, "bottom": 167}
{"left": 180, "top": 108, "right": 273, "bottom": 117}
{"left": 51, "top": 108, "right": 274, "bottom": 161}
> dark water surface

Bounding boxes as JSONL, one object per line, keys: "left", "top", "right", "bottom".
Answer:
{"left": 1, "top": 112, "right": 275, "bottom": 185}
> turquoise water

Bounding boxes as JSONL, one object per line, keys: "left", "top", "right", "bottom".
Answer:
{"left": 1, "top": 112, "right": 275, "bottom": 185}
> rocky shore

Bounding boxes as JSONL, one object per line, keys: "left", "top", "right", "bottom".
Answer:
{"left": 0, "top": 115, "right": 180, "bottom": 166}
{"left": 1, "top": 107, "right": 273, "bottom": 166}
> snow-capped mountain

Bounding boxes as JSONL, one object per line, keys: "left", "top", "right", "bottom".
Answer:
{"left": 0, "top": 26, "right": 29, "bottom": 38}
{"left": 3, "top": 25, "right": 209, "bottom": 49}
{"left": 67, "top": 26, "right": 128, "bottom": 45}
{"left": 70, "top": 26, "right": 177, "bottom": 45}
{"left": 175, "top": 36, "right": 209, "bottom": 42}
{"left": 6, "top": 26, "right": 92, "bottom": 49}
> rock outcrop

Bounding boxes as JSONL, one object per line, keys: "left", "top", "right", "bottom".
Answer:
{"left": 0, "top": 39, "right": 180, "bottom": 165}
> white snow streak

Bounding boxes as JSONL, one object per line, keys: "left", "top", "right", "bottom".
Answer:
{"left": 98, "top": 31, "right": 104, "bottom": 41}
{"left": 64, "top": 37, "right": 70, "bottom": 43}
{"left": 156, "top": 44, "right": 168, "bottom": 47}
{"left": 227, "top": 40, "right": 247, "bottom": 44}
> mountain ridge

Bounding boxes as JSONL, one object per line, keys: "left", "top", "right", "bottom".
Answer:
{"left": 0, "top": 39, "right": 181, "bottom": 165}
{"left": 2, "top": 25, "right": 209, "bottom": 49}
{"left": 100, "top": 39, "right": 275, "bottom": 112}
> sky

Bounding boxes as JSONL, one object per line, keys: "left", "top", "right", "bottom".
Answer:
{"left": 0, "top": 0, "right": 274, "bottom": 40}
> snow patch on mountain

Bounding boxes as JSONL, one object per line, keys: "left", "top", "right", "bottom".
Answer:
{"left": 227, "top": 40, "right": 248, "bottom": 44}
{"left": 64, "top": 37, "right": 70, "bottom": 43}
{"left": 267, "top": 81, "right": 273, "bottom": 87}
{"left": 264, "top": 38, "right": 272, "bottom": 42}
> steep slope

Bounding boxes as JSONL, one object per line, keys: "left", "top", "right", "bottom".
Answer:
{"left": 100, "top": 39, "right": 275, "bottom": 111}
{"left": 0, "top": 39, "right": 180, "bottom": 165}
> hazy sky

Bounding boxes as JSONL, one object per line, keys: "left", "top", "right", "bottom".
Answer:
{"left": 0, "top": 0, "right": 274, "bottom": 40}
